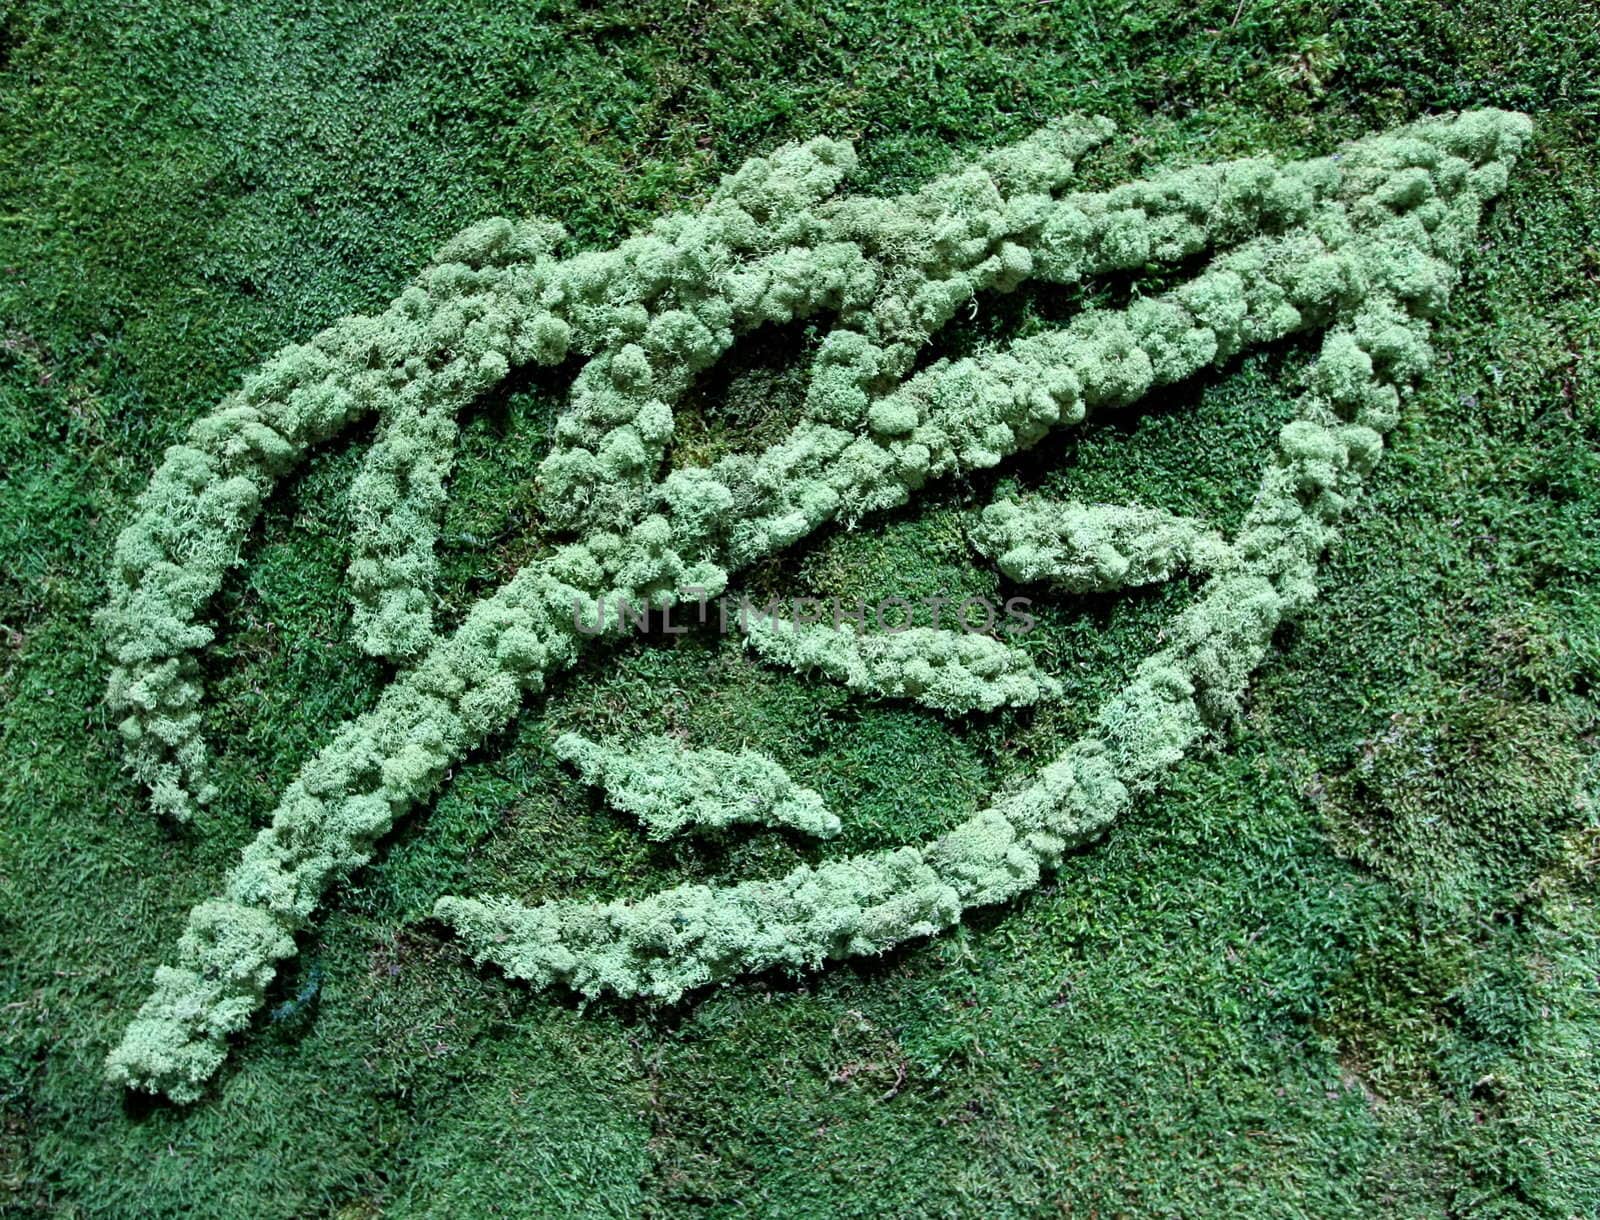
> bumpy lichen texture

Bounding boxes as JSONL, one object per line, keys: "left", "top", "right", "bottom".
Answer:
{"left": 741, "top": 618, "right": 1060, "bottom": 714}
{"left": 971, "top": 497, "right": 1235, "bottom": 592}
{"left": 553, "top": 733, "right": 839, "bottom": 840}
{"left": 102, "top": 110, "right": 1531, "bottom": 1102}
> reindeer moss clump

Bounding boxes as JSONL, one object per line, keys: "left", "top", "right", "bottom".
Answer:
{"left": 102, "top": 109, "right": 1531, "bottom": 1102}
{"left": 554, "top": 733, "right": 839, "bottom": 840}
{"left": 972, "top": 498, "right": 1234, "bottom": 592}
{"left": 741, "top": 618, "right": 1060, "bottom": 714}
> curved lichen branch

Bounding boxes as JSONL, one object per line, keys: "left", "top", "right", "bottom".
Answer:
{"left": 103, "top": 109, "right": 1532, "bottom": 1101}
{"left": 971, "top": 497, "right": 1234, "bottom": 592}
{"left": 345, "top": 218, "right": 569, "bottom": 659}
{"left": 553, "top": 732, "right": 840, "bottom": 840}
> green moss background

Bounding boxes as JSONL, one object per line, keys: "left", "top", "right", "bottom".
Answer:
{"left": 2, "top": 1, "right": 1597, "bottom": 1214}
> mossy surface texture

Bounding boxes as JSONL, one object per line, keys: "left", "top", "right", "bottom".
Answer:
{"left": 2, "top": 2, "right": 1598, "bottom": 1216}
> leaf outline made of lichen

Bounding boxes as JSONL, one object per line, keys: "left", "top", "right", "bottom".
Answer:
{"left": 100, "top": 110, "right": 1532, "bottom": 1103}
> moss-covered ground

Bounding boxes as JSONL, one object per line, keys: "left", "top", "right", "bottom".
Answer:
{"left": 2, "top": 1, "right": 1597, "bottom": 1214}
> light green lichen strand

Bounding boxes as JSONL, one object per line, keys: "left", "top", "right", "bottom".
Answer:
{"left": 971, "top": 497, "right": 1234, "bottom": 592}
{"left": 741, "top": 619, "right": 1060, "bottom": 715}
{"left": 345, "top": 217, "right": 568, "bottom": 659}
{"left": 553, "top": 732, "right": 840, "bottom": 840}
